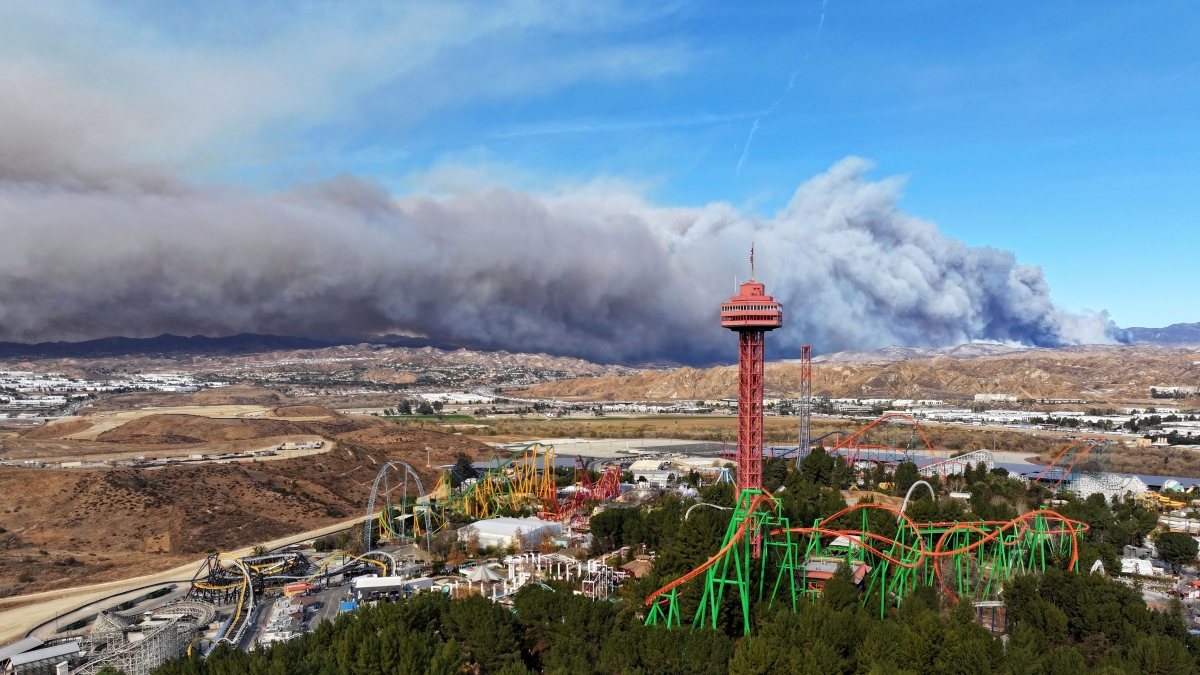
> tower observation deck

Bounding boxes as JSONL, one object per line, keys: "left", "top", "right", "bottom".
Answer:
{"left": 721, "top": 249, "right": 782, "bottom": 499}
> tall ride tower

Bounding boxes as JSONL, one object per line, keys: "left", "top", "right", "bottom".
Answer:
{"left": 720, "top": 247, "right": 783, "bottom": 498}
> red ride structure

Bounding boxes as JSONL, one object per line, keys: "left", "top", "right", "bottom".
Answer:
{"left": 720, "top": 247, "right": 783, "bottom": 501}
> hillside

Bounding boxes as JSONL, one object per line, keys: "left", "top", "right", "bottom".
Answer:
{"left": 1127, "top": 321, "right": 1200, "bottom": 345}
{"left": 0, "top": 408, "right": 493, "bottom": 598}
{"left": 518, "top": 344, "right": 1200, "bottom": 401}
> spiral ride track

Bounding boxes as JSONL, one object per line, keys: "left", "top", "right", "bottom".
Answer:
{"left": 644, "top": 489, "right": 1086, "bottom": 635}
{"left": 186, "top": 553, "right": 257, "bottom": 646}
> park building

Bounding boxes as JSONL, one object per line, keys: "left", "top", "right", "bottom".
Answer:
{"left": 628, "top": 460, "right": 676, "bottom": 486}
{"left": 457, "top": 516, "right": 562, "bottom": 550}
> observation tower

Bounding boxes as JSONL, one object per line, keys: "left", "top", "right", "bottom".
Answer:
{"left": 720, "top": 246, "right": 782, "bottom": 498}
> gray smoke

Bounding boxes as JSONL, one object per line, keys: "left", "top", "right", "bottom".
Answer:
{"left": 0, "top": 157, "right": 1123, "bottom": 364}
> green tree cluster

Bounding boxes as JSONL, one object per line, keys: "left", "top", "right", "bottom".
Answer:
{"left": 152, "top": 585, "right": 731, "bottom": 675}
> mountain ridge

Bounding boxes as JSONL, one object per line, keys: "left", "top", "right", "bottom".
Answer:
{"left": 0, "top": 333, "right": 458, "bottom": 359}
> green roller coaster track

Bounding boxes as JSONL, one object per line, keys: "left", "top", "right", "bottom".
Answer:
{"left": 646, "top": 491, "right": 1088, "bottom": 634}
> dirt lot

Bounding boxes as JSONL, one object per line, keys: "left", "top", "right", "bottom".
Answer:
{"left": 0, "top": 401, "right": 343, "bottom": 462}
{"left": 0, "top": 399, "right": 496, "bottom": 598}
{"left": 448, "top": 415, "right": 1067, "bottom": 457}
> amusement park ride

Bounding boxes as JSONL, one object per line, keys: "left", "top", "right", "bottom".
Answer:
{"left": 642, "top": 251, "right": 1090, "bottom": 634}
{"left": 178, "top": 249, "right": 1111, "bottom": 649}
{"left": 369, "top": 445, "right": 623, "bottom": 547}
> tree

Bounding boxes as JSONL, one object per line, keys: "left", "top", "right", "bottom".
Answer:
{"left": 508, "top": 527, "right": 525, "bottom": 555}
{"left": 762, "top": 457, "right": 789, "bottom": 492}
{"left": 538, "top": 529, "right": 558, "bottom": 554}
{"left": 418, "top": 400, "right": 435, "bottom": 415}
{"left": 463, "top": 526, "right": 481, "bottom": 556}
{"left": 343, "top": 536, "right": 366, "bottom": 556}
{"left": 1156, "top": 531, "right": 1197, "bottom": 573}
{"left": 800, "top": 447, "right": 835, "bottom": 486}
{"left": 96, "top": 667, "right": 128, "bottom": 675}
{"left": 893, "top": 461, "right": 920, "bottom": 494}
{"left": 819, "top": 563, "right": 861, "bottom": 611}
{"left": 398, "top": 399, "right": 413, "bottom": 415}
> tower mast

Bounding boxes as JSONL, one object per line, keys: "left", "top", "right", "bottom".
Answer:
{"left": 720, "top": 247, "right": 783, "bottom": 504}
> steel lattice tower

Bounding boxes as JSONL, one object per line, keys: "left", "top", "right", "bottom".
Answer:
{"left": 797, "top": 345, "right": 812, "bottom": 467}
{"left": 720, "top": 247, "right": 782, "bottom": 500}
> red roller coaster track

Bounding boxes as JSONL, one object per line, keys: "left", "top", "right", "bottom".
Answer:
{"left": 1033, "top": 436, "right": 1111, "bottom": 488}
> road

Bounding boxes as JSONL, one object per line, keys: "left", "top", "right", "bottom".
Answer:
{"left": 0, "top": 514, "right": 372, "bottom": 645}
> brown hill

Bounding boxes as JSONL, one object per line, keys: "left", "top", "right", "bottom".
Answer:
{"left": 272, "top": 405, "right": 340, "bottom": 418}
{"left": 519, "top": 345, "right": 1200, "bottom": 402}
{"left": 0, "top": 416, "right": 492, "bottom": 598}
{"left": 84, "top": 383, "right": 290, "bottom": 413}
{"left": 94, "top": 415, "right": 303, "bottom": 445}
{"left": 20, "top": 420, "right": 92, "bottom": 440}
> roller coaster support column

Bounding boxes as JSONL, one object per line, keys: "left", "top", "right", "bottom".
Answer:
{"left": 646, "top": 490, "right": 797, "bottom": 634}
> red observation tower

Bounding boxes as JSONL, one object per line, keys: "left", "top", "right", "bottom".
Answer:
{"left": 720, "top": 247, "right": 782, "bottom": 498}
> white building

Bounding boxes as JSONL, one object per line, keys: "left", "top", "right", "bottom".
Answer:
{"left": 351, "top": 575, "right": 435, "bottom": 601}
{"left": 458, "top": 517, "right": 562, "bottom": 550}
{"left": 1120, "top": 558, "right": 1157, "bottom": 576}
{"left": 973, "top": 393, "right": 1016, "bottom": 403}
{"left": 629, "top": 459, "right": 676, "bottom": 486}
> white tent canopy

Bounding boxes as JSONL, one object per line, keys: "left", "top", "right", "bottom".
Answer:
{"left": 466, "top": 565, "right": 503, "bottom": 583}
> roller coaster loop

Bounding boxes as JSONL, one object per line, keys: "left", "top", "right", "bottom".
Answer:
{"left": 645, "top": 492, "right": 1087, "bottom": 634}
{"left": 365, "top": 460, "right": 432, "bottom": 552}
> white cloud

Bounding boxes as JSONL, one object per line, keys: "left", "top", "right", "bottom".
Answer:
{"left": 0, "top": 0, "right": 691, "bottom": 185}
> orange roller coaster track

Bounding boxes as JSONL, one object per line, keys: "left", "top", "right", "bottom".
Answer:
{"left": 827, "top": 413, "right": 947, "bottom": 477}
{"left": 1033, "top": 436, "right": 1112, "bottom": 488}
{"left": 645, "top": 492, "right": 1087, "bottom": 633}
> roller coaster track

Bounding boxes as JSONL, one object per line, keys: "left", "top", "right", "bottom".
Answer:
{"left": 380, "top": 444, "right": 618, "bottom": 541}
{"left": 188, "top": 553, "right": 255, "bottom": 646}
{"left": 830, "top": 413, "right": 949, "bottom": 476}
{"left": 365, "top": 460, "right": 431, "bottom": 552}
{"left": 303, "top": 552, "right": 389, "bottom": 581}
{"left": 435, "top": 443, "right": 569, "bottom": 522}
{"left": 645, "top": 492, "right": 1087, "bottom": 633}
{"left": 1033, "top": 437, "right": 1112, "bottom": 488}
{"left": 74, "top": 601, "right": 217, "bottom": 675}
{"left": 185, "top": 546, "right": 392, "bottom": 661}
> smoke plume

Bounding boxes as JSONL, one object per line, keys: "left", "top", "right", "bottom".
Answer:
{"left": 0, "top": 157, "right": 1123, "bottom": 364}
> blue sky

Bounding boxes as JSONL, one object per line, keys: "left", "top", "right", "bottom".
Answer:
{"left": 5, "top": 0, "right": 1199, "bottom": 331}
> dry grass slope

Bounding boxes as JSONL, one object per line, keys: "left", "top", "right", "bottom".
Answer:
{"left": 0, "top": 407, "right": 494, "bottom": 598}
